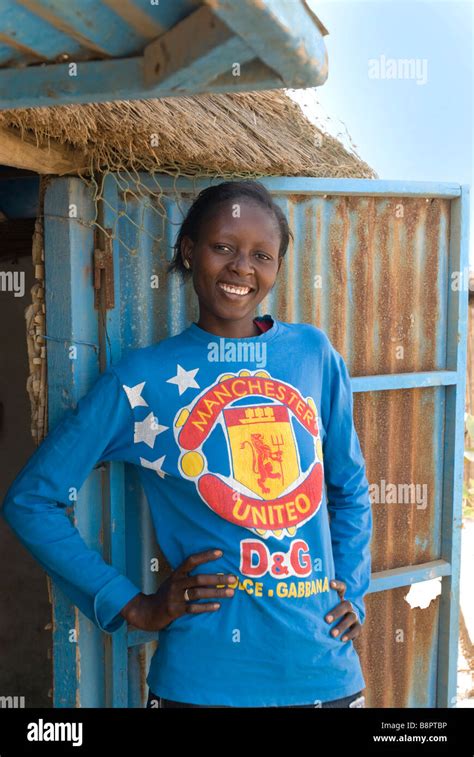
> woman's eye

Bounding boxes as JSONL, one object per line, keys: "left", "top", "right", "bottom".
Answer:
{"left": 213, "top": 245, "right": 271, "bottom": 260}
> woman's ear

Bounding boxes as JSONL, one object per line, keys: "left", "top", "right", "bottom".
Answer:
{"left": 180, "top": 236, "right": 193, "bottom": 268}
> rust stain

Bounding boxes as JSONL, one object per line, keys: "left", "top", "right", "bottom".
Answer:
{"left": 354, "top": 387, "right": 436, "bottom": 573}
{"left": 357, "top": 589, "right": 439, "bottom": 707}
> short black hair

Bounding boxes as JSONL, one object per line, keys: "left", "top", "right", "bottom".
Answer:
{"left": 167, "top": 179, "right": 292, "bottom": 279}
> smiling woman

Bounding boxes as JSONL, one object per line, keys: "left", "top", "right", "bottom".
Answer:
{"left": 2, "top": 179, "right": 372, "bottom": 709}
{"left": 127, "top": 180, "right": 371, "bottom": 706}
{"left": 167, "top": 181, "right": 291, "bottom": 338}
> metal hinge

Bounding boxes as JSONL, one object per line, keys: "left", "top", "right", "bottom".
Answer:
{"left": 93, "top": 229, "right": 115, "bottom": 309}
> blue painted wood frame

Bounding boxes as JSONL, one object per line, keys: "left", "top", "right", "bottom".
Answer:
{"left": 44, "top": 177, "right": 106, "bottom": 707}
{"left": 437, "top": 185, "right": 470, "bottom": 707}
{"left": 0, "top": 0, "right": 327, "bottom": 109}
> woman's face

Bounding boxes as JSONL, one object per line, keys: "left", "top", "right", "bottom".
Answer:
{"left": 180, "top": 198, "right": 283, "bottom": 327}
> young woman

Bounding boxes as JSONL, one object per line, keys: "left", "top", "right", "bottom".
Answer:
{"left": 2, "top": 180, "right": 372, "bottom": 709}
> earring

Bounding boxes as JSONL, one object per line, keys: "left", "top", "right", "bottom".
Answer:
{"left": 183, "top": 259, "right": 191, "bottom": 270}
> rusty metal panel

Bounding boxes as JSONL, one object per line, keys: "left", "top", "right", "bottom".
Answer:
{"left": 354, "top": 388, "right": 443, "bottom": 707}
{"left": 358, "top": 588, "right": 439, "bottom": 708}
{"left": 265, "top": 193, "right": 450, "bottom": 376}
{"left": 354, "top": 388, "right": 444, "bottom": 572}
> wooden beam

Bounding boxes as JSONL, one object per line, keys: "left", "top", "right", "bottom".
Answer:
{"left": 143, "top": 5, "right": 255, "bottom": 90}
{"left": 0, "top": 55, "right": 285, "bottom": 109}
{"left": 202, "top": 0, "right": 328, "bottom": 88}
{"left": 0, "top": 126, "right": 86, "bottom": 175}
{"left": 0, "top": 1, "right": 328, "bottom": 108}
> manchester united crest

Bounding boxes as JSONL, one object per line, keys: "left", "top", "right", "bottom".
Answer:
{"left": 174, "top": 369, "right": 324, "bottom": 540}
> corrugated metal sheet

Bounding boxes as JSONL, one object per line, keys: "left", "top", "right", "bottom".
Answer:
{"left": 43, "top": 174, "right": 469, "bottom": 708}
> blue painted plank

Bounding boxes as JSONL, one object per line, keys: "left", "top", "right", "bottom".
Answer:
{"left": 19, "top": 0, "right": 149, "bottom": 57}
{"left": 368, "top": 560, "right": 451, "bottom": 594}
{"left": 44, "top": 177, "right": 106, "bottom": 707}
{"left": 0, "top": 0, "right": 88, "bottom": 60}
{"left": 116, "top": 0, "right": 195, "bottom": 33}
{"left": 144, "top": 14, "right": 255, "bottom": 91}
{"left": 126, "top": 559, "right": 452, "bottom": 648}
{"left": 208, "top": 0, "right": 328, "bottom": 88}
{"left": 258, "top": 177, "right": 462, "bottom": 198}
{"left": 101, "top": 175, "right": 130, "bottom": 707}
{"left": 135, "top": 174, "right": 463, "bottom": 199}
{"left": 0, "top": 44, "right": 24, "bottom": 65}
{"left": 437, "top": 184, "right": 470, "bottom": 708}
{"left": 350, "top": 370, "right": 458, "bottom": 392}
{"left": 0, "top": 0, "right": 329, "bottom": 107}
{"left": 0, "top": 55, "right": 284, "bottom": 108}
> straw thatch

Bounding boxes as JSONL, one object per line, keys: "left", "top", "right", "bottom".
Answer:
{"left": 0, "top": 89, "right": 377, "bottom": 179}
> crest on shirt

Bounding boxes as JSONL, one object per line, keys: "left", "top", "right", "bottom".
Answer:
{"left": 173, "top": 370, "right": 324, "bottom": 540}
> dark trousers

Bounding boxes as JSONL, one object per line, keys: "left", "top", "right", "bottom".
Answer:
{"left": 146, "top": 689, "right": 365, "bottom": 708}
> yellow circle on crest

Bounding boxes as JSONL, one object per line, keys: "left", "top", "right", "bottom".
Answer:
{"left": 316, "top": 439, "right": 323, "bottom": 462}
{"left": 181, "top": 451, "right": 204, "bottom": 477}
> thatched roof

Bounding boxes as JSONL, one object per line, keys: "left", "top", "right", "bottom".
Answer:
{"left": 0, "top": 90, "right": 377, "bottom": 179}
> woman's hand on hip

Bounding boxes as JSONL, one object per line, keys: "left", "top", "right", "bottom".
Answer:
{"left": 120, "top": 549, "right": 237, "bottom": 632}
{"left": 325, "top": 578, "right": 362, "bottom": 643}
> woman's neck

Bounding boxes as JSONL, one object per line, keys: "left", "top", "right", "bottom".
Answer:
{"left": 196, "top": 313, "right": 262, "bottom": 338}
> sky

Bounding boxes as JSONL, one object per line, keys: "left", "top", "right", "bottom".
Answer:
{"left": 298, "top": 0, "right": 474, "bottom": 266}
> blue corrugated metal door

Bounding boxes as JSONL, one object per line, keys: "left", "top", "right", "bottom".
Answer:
{"left": 44, "top": 174, "right": 469, "bottom": 708}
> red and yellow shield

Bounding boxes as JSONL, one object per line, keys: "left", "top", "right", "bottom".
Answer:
{"left": 223, "top": 404, "right": 299, "bottom": 500}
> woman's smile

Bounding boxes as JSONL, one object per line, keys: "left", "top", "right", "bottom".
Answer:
{"left": 217, "top": 280, "right": 255, "bottom": 299}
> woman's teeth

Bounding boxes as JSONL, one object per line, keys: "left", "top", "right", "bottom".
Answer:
{"left": 218, "top": 282, "right": 252, "bottom": 296}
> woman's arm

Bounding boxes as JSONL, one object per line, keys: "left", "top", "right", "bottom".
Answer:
{"left": 321, "top": 344, "right": 373, "bottom": 626}
{"left": 1, "top": 366, "right": 142, "bottom": 633}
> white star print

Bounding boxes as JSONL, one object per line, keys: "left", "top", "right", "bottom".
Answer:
{"left": 166, "top": 364, "right": 200, "bottom": 395}
{"left": 140, "top": 455, "right": 167, "bottom": 478}
{"left": 123, "top": 381, "right": 148, "bottom": 408}
{"left": 134, "top": 412, "right": 168, "bottom": 448}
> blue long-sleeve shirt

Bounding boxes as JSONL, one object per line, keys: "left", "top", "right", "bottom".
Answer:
{"left": 1, "top": 315, "right": 372, "bottom": 706}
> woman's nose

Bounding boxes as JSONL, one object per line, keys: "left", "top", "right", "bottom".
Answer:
{"left": 228, "top": 251, "right": 255, "bottom": 274}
